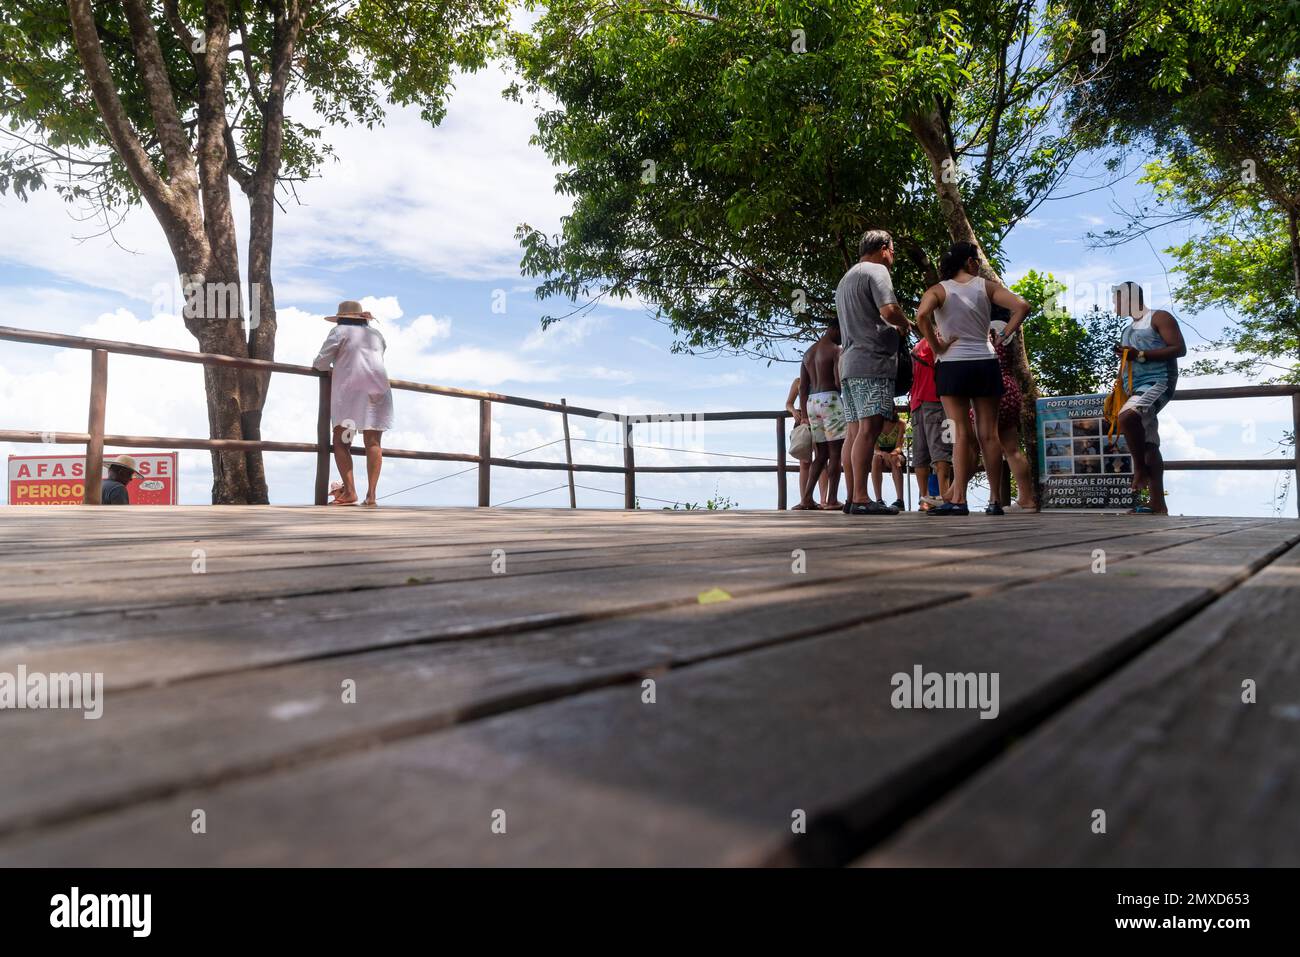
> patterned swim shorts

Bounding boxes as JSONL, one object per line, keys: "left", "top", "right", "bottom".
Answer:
{"left": 1120, "top": 381, "right": 1170, "bottom": 447}
{"left": 806, "top": 390, "right": 846, "bottom": 443}
{"left": 841, "top": 376, "right": 895, "bottom": 422}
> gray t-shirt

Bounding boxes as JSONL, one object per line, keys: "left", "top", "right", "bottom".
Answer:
{"left": 835, "top": 261, "right": 899, "bottom": 380}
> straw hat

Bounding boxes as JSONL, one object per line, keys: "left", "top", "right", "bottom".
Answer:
{"left": 106, "top": 454, "right": 139, "bottom": 476}
{"left": 324, "top": 300, "right": 372, "bottom": 322}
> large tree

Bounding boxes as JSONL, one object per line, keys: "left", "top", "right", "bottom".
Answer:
{"left": 1, "top": 0, "right": 505, "bottom": 502}
{"left": 1051, "top": 0, "right": 1300, "bottom": 383}
{"left": 509, "top": 0, "right": 1104, "bottom": 491}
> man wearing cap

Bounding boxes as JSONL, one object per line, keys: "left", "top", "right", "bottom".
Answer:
{"left": 101, "top": 455, "right": 139, "bottom": 505}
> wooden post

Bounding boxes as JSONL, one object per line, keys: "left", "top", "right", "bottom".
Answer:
{"left": 623, "top": 415, "right": 636, "bottom": 509}
{"left": 478, "top": 399, "right": 491, "bottom": 507}
{"left": 314, "top": 374, "right": 332, "bottom": 505}
{"left": 83, "top": 349, "right": 108, "bottom": 505}
{"left": 776, "top": 416, "right": 787, "bottom": 510}
{"left": 1293, "top": 392, "right": 1300, "bottom": 518}
{"left": 561, "top": 398, "right": 577, "bottom": 508}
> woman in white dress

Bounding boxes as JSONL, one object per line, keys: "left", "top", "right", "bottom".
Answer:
{"left": 312, "top": 300, "right": 395, "bottom": 507}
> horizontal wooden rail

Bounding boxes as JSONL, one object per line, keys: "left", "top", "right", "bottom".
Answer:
{"left": 1172, "top": 385, "right": 1300, "bottom": 400}
{"left": 0, "top": 325, "right": 632, "bottom": 419}
{"left": 625, "top": 411, "right": 786, "bottom": 422}
{"left": 1162, "top": 459, "right": 1295, "bottom": 471}
{"left": 0, "top": 431, "right": 628, "bottom": 473}
{"left": 3, "top": 323, "right": 1296, "bottom": 512}
{"left": 0, "top": 325, "right": 319, "bottom": 377}
{"left": 386, "top": 378, "right": 610, "bottom": 419}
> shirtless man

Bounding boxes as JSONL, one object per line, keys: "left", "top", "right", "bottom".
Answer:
{"left": 1113, "top": 281, "right": 1186, "bottom": 514}
{"left": 796, "top": 322, "right": 845, "bottom": 510}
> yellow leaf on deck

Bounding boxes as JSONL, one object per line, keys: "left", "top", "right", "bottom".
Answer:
{"left": 697, "top": 587, "right": 732, "bottom": 605}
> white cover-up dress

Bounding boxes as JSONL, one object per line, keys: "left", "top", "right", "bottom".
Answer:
{"left": 312, "top": 323, "right": 395, "bottom": 432}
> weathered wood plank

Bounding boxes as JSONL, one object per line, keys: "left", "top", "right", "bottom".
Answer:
{"left": 0, "top": 522, "right": 1237, "bottom": 834}
{"left": 0, "top": 516, "right": 1063, "bottom": 620}
{"left": 2, "top": 522, "right": 1293, "bottom": 865}
{"left": 0, "top": 520, "right": 1225, "bottom": 691}
{"left": 0, "top": 523, "right": 1160, "bottom": 622}
{"left": 860, "top": 539, "right": 1300, "bottom": 867}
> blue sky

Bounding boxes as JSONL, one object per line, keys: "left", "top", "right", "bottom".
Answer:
{"left": 0, "top": 60, "right": 1294, "bottom": 516}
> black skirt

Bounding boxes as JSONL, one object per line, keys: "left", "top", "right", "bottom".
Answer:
{"left": 936, "top": 358, "right": 1004, "bottom": 398}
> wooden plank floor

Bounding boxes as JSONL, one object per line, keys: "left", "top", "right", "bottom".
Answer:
{"left": 0, "top": 505, "right": 1296, "bottom": 866}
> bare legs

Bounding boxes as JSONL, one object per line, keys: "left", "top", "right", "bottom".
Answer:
{"left": 800, "top": 439, "right": 842, "bottom": 508}
{"left": 997, "top": 421, "right": 1037, "bottom": 509}
{"left": 871, "top": 452, "right": 904, "bottom": 503}
{"left": 362, "top": 429, "right": 383, "bottom": 505}
{"left": 1119, "top": 409, "right": 1166, "bottom": 512}
{"left": 941, "top": 396, "right": 1003, "bottom": 505}
{"left": 1144, "top": 443, "right": 1166, "bottom": 512}
{"left": 845, "top": 415, "right": 884, "bottom": 504}
{"left": 331, "top": 425, "right": 358, "bottom": 505}
{"left": 329, "top": 426, "right": 383, "bottom": 506}
{"left": 915, "top": 460, "right": 952, "bottom": 503}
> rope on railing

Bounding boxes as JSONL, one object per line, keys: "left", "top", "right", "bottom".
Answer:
{"left": 493, "top": 484, "right": 573, "bottom": 507}
{"left": 378, "top": 438, "right": 567, "bottom": 502}
{"left": 571, "top": 436, "right": 787, "bottom": 463}
{"left": 575, "top": 484, "right": 690, "bottom": 508}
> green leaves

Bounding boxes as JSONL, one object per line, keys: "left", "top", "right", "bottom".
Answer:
{"left": 1014, "top": 269, "right": 1128, "bottom": 396}
{"left": 1051, "top": 1, "right": 1300, "bottom": 384}
{"left": 510, "top": 0, "right": 1068, "bottom": 359}
{"left": 1, "top": 1, "right": 509, "bottom": 207}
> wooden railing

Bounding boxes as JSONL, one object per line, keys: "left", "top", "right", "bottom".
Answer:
{"left": 2, "top": 325, "right": 1296, "bottom": 511}
{"left": 0, "top": 325, "right": 791, "bottom": 508}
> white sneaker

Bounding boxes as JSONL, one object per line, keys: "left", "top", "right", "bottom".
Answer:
{"left": 920, "top": 494, "right": 945, "bottom": 507}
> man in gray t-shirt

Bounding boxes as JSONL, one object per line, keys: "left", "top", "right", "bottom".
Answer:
{"left": 837, "top": 262, "right": 899, "bottom": 382}
{"left": 835, "top": 229, "right": 911, "bottom": 514}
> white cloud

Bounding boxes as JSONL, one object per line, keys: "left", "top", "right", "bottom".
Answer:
{"left": 522, "top": 312, "right": 604, "bottom": 351}
{"left": 0, "top": 62, "right": 568, "bottom": 313}
{"left": 600, "top": 297, "right": 654, "bottom": 313}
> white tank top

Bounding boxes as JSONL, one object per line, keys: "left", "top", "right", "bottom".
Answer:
{"left": 935, "top": 277, "right": 996, "bottom": 362}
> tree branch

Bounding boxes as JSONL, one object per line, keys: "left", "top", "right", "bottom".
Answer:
{"left": 65, "top": 0, "right": 181, "bottom": 219}
{"left": 120, "top": 0, "right": 198, "bottom": 198}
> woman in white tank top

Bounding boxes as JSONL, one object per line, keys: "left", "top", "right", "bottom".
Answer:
{"left": 915, "top": 242, "right": 1031, "bottom": 515}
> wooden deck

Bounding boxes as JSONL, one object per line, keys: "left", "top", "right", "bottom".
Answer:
{"left": 0, "top": 505, "right": 1297, "bottom": 866}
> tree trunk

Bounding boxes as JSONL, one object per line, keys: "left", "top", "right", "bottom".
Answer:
{"left": 1288, "top": 207, "right": 1300, "bottom": 299}
{"left": 908, "top": 105, "right": 1041, "bottom": 492}
{"left": 236, "top": 2, "right": 305, "bottom": 505}
{"left": 69, "top": 0, "right": 269, "bottom": 504}
{"left": 242, "top": 187, "right": 276, "bottom": 504}
{"left": 194, "top": 0, "right": 261, "bottom": 504}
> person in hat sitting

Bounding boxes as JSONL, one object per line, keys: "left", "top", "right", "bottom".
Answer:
{"left": 313, "top": 300, "right": 394, "bottom": 507}
{"left": 101, "top": 454, "right": 139, "bottom": 505}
